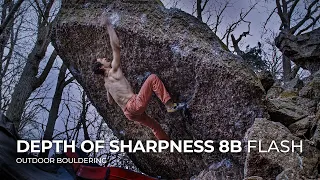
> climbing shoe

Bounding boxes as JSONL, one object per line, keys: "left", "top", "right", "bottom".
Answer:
{"left": 167, "top": 103, "right": 186, "bottom": 113}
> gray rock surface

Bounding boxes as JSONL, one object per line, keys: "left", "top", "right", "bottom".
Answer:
{"left": 299, "top": 71, "right": 320, "bottom": 100}
{"left": 244, "top": 176, "right": 263, "bottom": 180}
{"left": 52, "top": 0, "right": 268, "bottom": 178}
{"left": 310, "top": 109, "right": 320, "bottom": 149}
{"left": 288, "top": 116, "right": 314, "bottom": 138}
{"left": 283, "top": 78, "right": 303, "bottom": 91}
{"left": 256, "top": 70, "right": 274, "bottom": 92}
{"left": 244, "top": 119, "right": 320, "bottom": 179}
{"left": 275, "top": 28, "right": 320, "bottom": 73}
{"left": 275, "top": 169, "right": 301, "bottom": 180}
{"left": 190, "top": 158, "right": 243, "bottom": 180}
{"left": 266, "top": 98, "right": 310, "bottom": 126}
{"left": 266, "top": 84, "right": 284, "bottom": 99}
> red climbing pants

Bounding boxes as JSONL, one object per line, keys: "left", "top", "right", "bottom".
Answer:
{"left": 123, "top": 74, "right": 171, "bottom": 140}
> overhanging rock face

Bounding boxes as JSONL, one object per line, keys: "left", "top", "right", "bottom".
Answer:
{"left": 275, "top": 28, "right": 320, "bottom": 74}
{"left": 52, "top": 0, "right": 268, "bottom": 178}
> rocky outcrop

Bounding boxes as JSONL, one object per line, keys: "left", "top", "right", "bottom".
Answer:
{"left": 238, "top": 71, "right": 320, "bottom": 179}
{"left": 192, "top": 118, "right": 320, "bottom": 180}
{"left": 256, "top": 70, "right": 274, "bottom": 92}
{"left": 266, "top": 97, "right": 316, "bottom": 126}
{"left": 52, "top": 0, "right": 267, "bottom": 178}
{"left": 300, "top": 71, "right": 320, "bottom": 100}
{"left": 190, "top": 158, "right": 244, "bottom": 180}
{"left": 266, "top": 98, "right": 301, "bottom": 126}
{"left": 275, "top": 28, "right": 320, "bottom": 73}
{"left": 288, "top": 116, "right": 313, "bottom": 138}
{"left": 266, "top": 83, "right": 283, "bottom": 99}
{"left": 266, "top": 75, "right": 318, "bottom": 134}
{"left": 311, "top": 109, "right": 320, "bottom": 149}
{"left": 283, "top": 77, "right": 304, "bottom": 91}
{"left": 244, "top": 119, "right": 320, "bottom": 179}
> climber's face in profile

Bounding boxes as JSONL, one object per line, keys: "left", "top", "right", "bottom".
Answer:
{"left": 93, "top": 58, "right": 112, "bottom": 76}
{"left": 97, "top": 58, "right": 111, "bottom": 68}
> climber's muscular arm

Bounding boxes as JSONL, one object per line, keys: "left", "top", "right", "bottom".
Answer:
{"left": 99, "top": 14, "right": 120, "bottom": 71}
{"left": 107, "top": 91, "right": 115, "bottom": 105}
{"left": 106, "top": 22, "right": 121, "bottom": 71}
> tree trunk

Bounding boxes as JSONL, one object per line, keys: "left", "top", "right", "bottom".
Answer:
{"left": 6, "top": 23, "right": 53, "bottom": 128}
{"left": 0, "top": 0, "right": 14, "bottom": 110}
{"left": 282, "top": 55, "right": 292, "bottom": 81}
{"left": 41, "top": 64, "right": 68, "bottom": 158}
{"left": 80, "top": 92, "right": 90, "bottom": 142}
{"left": 72, "top": 91, "right": 91, "bottom": 152}
{"left": 196, "top": 0, "right": 202, "bottom": 21}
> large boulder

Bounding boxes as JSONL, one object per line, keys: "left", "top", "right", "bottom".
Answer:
{"left": 300, "top": 70, "right": 320, "bottom": 101}
{"left": 283, "top": 77, "right": 304, "bottom": 91}
{"left": 266, "top": 97, "right": 312, "bottom": 126}
{"left": 255, "top": 70, "right": 274, "bottom": 92}
{"left": 190, "top": 158, "right": 244, "bottom": 180}
{"left": 52, "top": 0, "right": 268, "bottom": 178}
{"left": 275, "top": 28, "right": 320, "bottom": 74}
{"left": 288, "top": 116, "right": 314, "bottom": 138}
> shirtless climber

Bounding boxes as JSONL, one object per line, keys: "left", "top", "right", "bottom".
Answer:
{"left": 92, "top": 15, "right": 184, "bottom": 141}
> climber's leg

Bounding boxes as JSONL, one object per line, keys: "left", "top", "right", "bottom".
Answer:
{"left": 123, "top": 110, "right": 170, "bottom": 140}
{"left": 137, "top": 74, "right": 171, "bottom": 109}
{"left": 123, "top": 93, "right": 170, "bottom": 140}
{"left": 134, "top": 73, "right": 186, "bottom": 113}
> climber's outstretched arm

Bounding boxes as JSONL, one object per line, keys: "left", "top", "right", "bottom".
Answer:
{"left": 106, "top": 23, "right": 121, "bottom": 71}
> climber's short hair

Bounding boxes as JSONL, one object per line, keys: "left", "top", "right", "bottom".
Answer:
{"left": 92, "top": 61, "right": 104, "bottom": 75}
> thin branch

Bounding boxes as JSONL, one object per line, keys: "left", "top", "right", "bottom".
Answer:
{"left": 221, "top": 2, "right": 256, "bottom": 46}
{"left": 0, "top": 0, "right": 24, "bottom": 35}
{"left": 33, "top": 50, "right": 57, "bottom": 89}
{"left": 288, "top": 0, "right": 300, "bottom": 19}
{"left": 202, "top": 0, "right": 209, "bottom": 11}
{"left": 62, "top": 77, "right": 75, "bottom": 88}
{"left": 262, "top": 7, "right": 277, "bottom": 36}
{"left": 276, "top": 0, "right": 287, "bottom": 29}
{"left": 290, "top": 0, "right": 319, "bottom": 33}
{"left": 297, "top": 13, "right": 320, "bottom": 35}
{"left": 52, "top": 126, "right": 79, "bottom": 139}
{"left": 213, "top": 0, "right": 230, "bottom": 34}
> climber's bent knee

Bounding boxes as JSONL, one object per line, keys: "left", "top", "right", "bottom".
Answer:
{"left": 145, "top": 74, "right": 158, "bottom": 82}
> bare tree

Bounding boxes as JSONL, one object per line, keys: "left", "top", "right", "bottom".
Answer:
{"left": 193, "top": 0, "right": 258, "bottom": 51}
{"left": 222, "top": 3, "right": 256, "bottom": 49}
{"left": 263, "top": 32, "right": 283, "bottom": 78}
{"left": 79, "top": 91, "right": 90, "bottom": 142}
{"left": 273, "top": 0, "right": 319, "bottom": 80}
{"left": 64, "top": 89, "right": 92, "bottom": 153}
{"left": 0, "top": 0, "right": 28, "bottom": 111}
{"left": 39, "top": 63, "right": 74, "bottom": 157}
{"left": 196, "top": 0, "right": 209, "bottom": 21}
{"left": 0, "top": 0, "right": 24, "bottom": 36}
{"left": 6, "top": 0, "right": 57, "bottom": 128}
